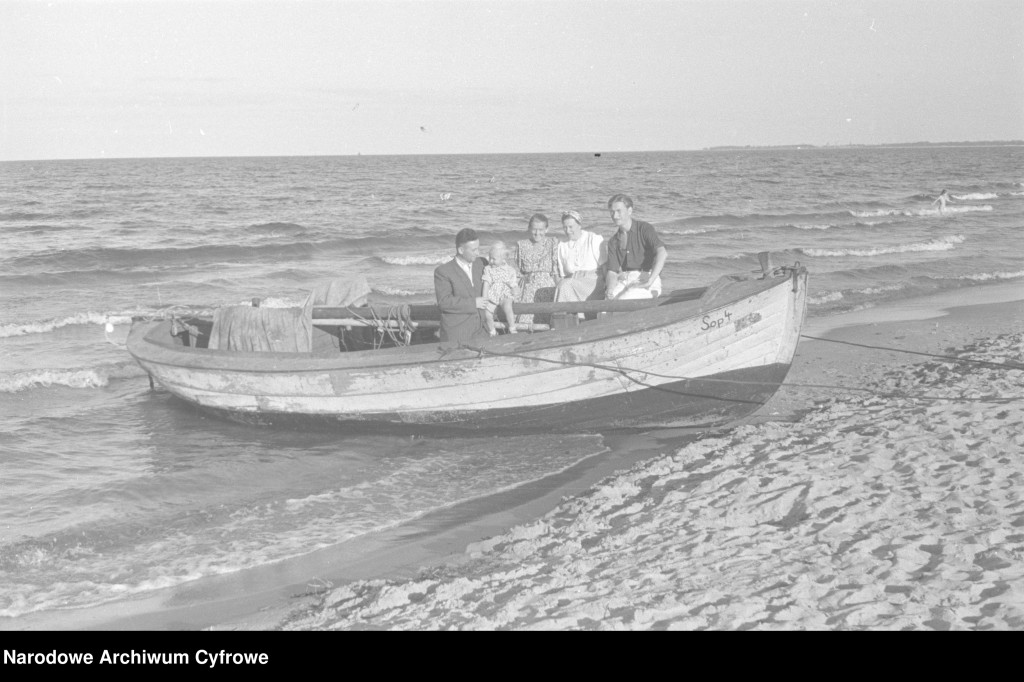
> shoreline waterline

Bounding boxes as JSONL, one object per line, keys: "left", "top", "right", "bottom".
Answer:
{"left": 4, "top": 280, "right": 1022, "bottom": 631}
{"left": 275, "top": 289, "right": 1024, "bottom": 631}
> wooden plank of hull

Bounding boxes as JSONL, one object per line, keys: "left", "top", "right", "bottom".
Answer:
{"left": 182, "top": 362, "right": 794, "bottom": 433}
{"left": 148, "top": 309, "right": 783, "bottom": 411}
{"left": 130, "top": 271, "right": 807, "bottom": 430}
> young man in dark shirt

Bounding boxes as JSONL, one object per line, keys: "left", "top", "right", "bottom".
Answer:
{"left": 603, "top": 193, "right": 668, "bottom": 299}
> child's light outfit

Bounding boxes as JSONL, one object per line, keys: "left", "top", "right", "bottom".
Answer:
{"left": 482, "top": 262, "right": 519, "bottom": 313}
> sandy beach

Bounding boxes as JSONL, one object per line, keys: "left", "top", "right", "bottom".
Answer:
{"left": 264, "top": 284, "right": 1024, "bottom": 631}
{"left": 11, "top": 283, "right": 1023, "bottom": 631}
{"left": 5, "top": 0, "right": 1021, "bottom": 638}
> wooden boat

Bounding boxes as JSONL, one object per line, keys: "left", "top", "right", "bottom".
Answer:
{"left": 126, "top": 261, "right": 808, "bottom": 433}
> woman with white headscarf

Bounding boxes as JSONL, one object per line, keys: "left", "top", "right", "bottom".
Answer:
{"left": 554, "top": 210, "right": 606, "bottom": 304}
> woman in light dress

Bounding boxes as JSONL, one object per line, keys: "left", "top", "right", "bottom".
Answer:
{"left": 514, "top": 213, "right": 559, "bottom": 327}
{"left": 554, "top": 210, "right": 606, "bottom": 306}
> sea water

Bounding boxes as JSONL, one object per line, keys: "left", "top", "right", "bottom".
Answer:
{"left": 1, "top": 147, "right": 1022, "bottom": 618}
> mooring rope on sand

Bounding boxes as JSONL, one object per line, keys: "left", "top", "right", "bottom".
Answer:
{"left": 462, "top": 344, "right": 1023, "bottom": 406}
{"left": 799, "top": 334, "right": 1024, "bottom": 370}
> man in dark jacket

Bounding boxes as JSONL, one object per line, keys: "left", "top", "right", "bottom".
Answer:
{"left": 434, "top": 228, "right": 489, "bottom": 346}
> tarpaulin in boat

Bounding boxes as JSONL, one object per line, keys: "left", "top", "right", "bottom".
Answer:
{"left": 205, "top": 277, "right": 375, "bottom": 353}
{"left": 207, "top": 305, "right": 313, "bottom": 353}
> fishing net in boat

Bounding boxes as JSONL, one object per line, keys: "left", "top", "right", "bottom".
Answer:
{"left": 303, "top": 276, "right": 415, "bottom": 352}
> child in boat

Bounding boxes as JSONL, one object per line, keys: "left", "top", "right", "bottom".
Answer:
{"left": 482, "top": 241, "right": 521, "bottom": 336}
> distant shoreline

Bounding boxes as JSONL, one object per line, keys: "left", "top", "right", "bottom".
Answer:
{"left": 703, "top": 141, "right": 1024, "bottom": 151}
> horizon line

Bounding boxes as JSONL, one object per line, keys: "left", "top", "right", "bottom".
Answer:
{"left": 3, "top": 140, "right": 1023, "bottom": 164}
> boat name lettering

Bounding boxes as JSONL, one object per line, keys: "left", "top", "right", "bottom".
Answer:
{"left": 701, "top": 310, "right": 733, "bottom": 331}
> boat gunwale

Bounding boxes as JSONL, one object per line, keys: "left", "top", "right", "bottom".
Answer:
{"left": 128, "top": 273, "right": 803, "bottom": 374}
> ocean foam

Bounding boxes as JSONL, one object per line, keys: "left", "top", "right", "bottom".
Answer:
{"left": 856, "top": 283, "right": 908, "bottom": 296}
{"left": 381, "top": 254, "right": 450, "bottom": 266}
{"left": 800, "top": 234, "right": 965, "bottom": 258}
{"left": 0, "top": 362, "right": 147, "bottom": 393}
{"left": 808, "top": 291, "right": 844, "bottom": 305}
{"left": 660, "top": 226, "right": 722, "bottom": 235}
{"left": 372, "top": 285, "right": 433, "bottom": 297}
{"left": 849, "top": 209, "right": 909, "bottom": 218}
{"left": 808, "top": 283, "right": 907, "bottom": 306}
{"left": 0, "top": 312, "right": 136, "bottom": 338}
{"left": 947, "top": 270, "right": 1024, "bottom": 282}
{"left": 849, "top": 205, "right": 993, "bottom": 218}
{"left": 951, "top": 192, "right": 998, "bottom": 200}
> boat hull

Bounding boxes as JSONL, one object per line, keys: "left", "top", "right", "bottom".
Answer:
{"left": 127, "top": 270, "right": 807, "bottom": 433}
{"left": 191, "top": 362, "right": 793, "bottom": 434}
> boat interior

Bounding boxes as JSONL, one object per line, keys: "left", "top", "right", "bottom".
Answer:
{"left": 144, "top": 254, "right": 799, "bottom": 357}
{"left": 156, "top": 286, "right": 711, "bottom": 355}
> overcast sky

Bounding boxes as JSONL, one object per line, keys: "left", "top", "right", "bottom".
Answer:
{"left": 2, "top": 0, "right": 1022, "bottom": 161}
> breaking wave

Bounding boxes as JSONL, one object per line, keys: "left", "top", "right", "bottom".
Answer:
{"left": 659, "top": 226, "right": 723, "bottom": 235}
{"left": 3, "top": 233, "right": 452, "bottom": 274}
{"left": 799, "top": 235, "right": 965, "bottom": 258}
{"left": 372, "top": 285, "right": 434, "bottom": 297}
{"left": 0, "top": 362, "right": 147, "bottom": 393}
{"left": 808, "top": 291, "right": 844, "bottom": 305}
{"left": 806, "top": 282, "right": 907, "bottom": 307}
{"left": 951, "top": 193, "right": 998, "bottom": 200}
{"left": 849, "top": 205, "right": 992, "bottom": 218}
{"left": 0, "top": 312, "right": 136, "bottom": 338}
{"left": 945, "top": 270, "right": 1024, "bottom": 282}
{"left": 379, "top": 253, "right": 451, "bottom": 266}
{"left": 856, "top": 283, "right": 908, "bottom": 296}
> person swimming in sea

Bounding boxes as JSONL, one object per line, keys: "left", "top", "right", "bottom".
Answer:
{"left": 932, "top": 189, "right": 954, "bottom": 215}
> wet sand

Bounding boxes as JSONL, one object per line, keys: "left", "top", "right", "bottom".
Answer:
{"left": 11, "top": 282, "right": 1024, "bottom": 631}
{"left": 274, "top": 283, "right": 1024, "bottom": 631}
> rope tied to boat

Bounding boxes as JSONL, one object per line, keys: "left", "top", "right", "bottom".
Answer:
{"left": 170, "top": 315, "right": 202, "bottom": 341}
{"left": 461, "top": 343, "right": 1023, "bottom": 406}
{"left": 346, "top": 304, "right": 415, "bottom": 348}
